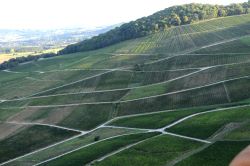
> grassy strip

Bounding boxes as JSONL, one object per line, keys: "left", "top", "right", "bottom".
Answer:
{"left": 110, "top": 107, "right": 215, "bottom": 129}
{"left": 0, "top": 108, "right": 23, "bottom": 121}
{"left": 118, "top": 83, "right": 229, "bottom": 116}
{"left": 58, "top": 104, "right": 113, "bottom": 130}
{"left": 95, "top": 134, "right": 204, "bottom": 166}
{"left": 0, "top": 125, "right": 78, "bottom": 163}
{"left": 225, "top": 121, "right": 250, "bottom": 140}
{"left": 175, "top": 141, "right": 250, "bottom": 166}
{"left": 42, "top": 132, "right": 159, "bottom": 166}
{"left": 11, "top": 127, "right": 143, "bottom": 166}
{"left": 167, "top": 106, "right": 250, "bottom": 139}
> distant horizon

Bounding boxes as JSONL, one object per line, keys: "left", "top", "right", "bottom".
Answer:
{"left": 0, "top": 23, "right": 122, "bottom": 31}
{"left": 0, "top": 0, "right": 247, "bottom": 30}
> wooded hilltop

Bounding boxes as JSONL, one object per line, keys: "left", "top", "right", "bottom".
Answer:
{"left": 60, "top": 2, "right": 250, "bottom": 54}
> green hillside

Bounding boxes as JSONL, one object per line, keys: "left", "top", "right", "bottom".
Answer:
{"left": 1, "top": 12, "right": 250, "bottom": 166}
{"left": 60, "top": 2, "right": 250, "bottom": 54}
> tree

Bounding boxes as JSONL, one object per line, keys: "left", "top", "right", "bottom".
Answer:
{"left": 154, "top": 23, "right": 159, "bottom": 32}
{"left": 218, "top": 9, "right": 227, "bottom": 17}
{"left": 157, "top": 20, "right": 167, "bottom": 30}
{"left": 94, "top": 136, "right": 100, "bottom": 142}
{"left": 245, "top": 8, "right": 250, "bottom": 14}
{"left": 134, "top": 64, "right": 144, "bottom": 71}
{"left": 192, "top": 13, "right": 199, "bottom": 22}
{"left": 231, "top": 4, "right": 244, "bottom": 15}
{"left": 182, "top": 16, "right": 189, "bottom": 24}
{"left": 198, "top": 11, "right": 206, "bottom": 20}
{"left": 236, "top": 5, "right": 244, "bottom": 14}
{"left": 169, "top": 13, "right": 181, "bottom": 26}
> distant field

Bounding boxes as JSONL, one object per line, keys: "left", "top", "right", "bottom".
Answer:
{"left": 0, "top": 52, "right": 35, "bottom": 64}
{"left": 0, "top": 48, "right": 62, "bottom": 64}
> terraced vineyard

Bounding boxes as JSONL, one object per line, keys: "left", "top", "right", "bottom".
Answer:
{"left": 1, "top": 14, "right": 250, "bottom": 166}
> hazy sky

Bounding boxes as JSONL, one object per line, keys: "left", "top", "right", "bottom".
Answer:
{"left": 0, "top": 0, "right": 247, "bottom": 30}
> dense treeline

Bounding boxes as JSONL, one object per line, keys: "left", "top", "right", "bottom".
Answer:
{"left": 60, "top": 1, "right": 250, "bottom": 54}
{"left": 0, "top": 53, "right": 57, "bottom": 70}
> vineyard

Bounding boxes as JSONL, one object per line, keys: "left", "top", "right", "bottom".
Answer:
{"left": 1, "top": 14, "right": 250, "bottom": 166}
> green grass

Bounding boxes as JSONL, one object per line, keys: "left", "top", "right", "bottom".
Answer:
{"left": 58, "top": 104, "right": 113, "bottom": 130}
{"left": 110, "top": 107, "right": 213, "bottom": 129}
{"left": 26, "top": 107, "right": 57, "bottom": 121}
{"left": 6, "top": 104, "right": 114, "bottom": 131}
{"left": 224, "top": 121, "right": 250, "bottom": 140}
{"left": 10, "top": 51, "right": 107, "bottom": 72}
{"left": 175, "top": 141, "right": 250, "bottom": 166}
{"left": 35, "top": 71, "right": 132, "bottom": 96}
{"left": 123, "top": 63, "right": 250, "bottom": 100}
{"left": 0, "top": 108, "right": 23, "bottom": 121}
{"left": 167, "top": 106, "right": 250, "bottom": 139}
{"left": 196, "top": 35, "right": 250, "bottom": 54}
{"left": 118, "top": 83, "right": 229, "bottom": 116}
{"left": 7, "top": 89, "right": 129, "bottom": 107}
{"left": 41, "top": 132, "right": 159, "bottom": 166}
{"left": 226, "top": 78, "right": 250, "bottom": 102}
{"left": 95, "top": 134, "right": 204, "bottom": 166}
{"left": 118, "top": 76, "right": 250, "bottom": 116}
{"left": 0, "top": 125, "right": 78, "bottom": 163}
{"left": 35, "top": 69, "right": 194, "bottom": 97}
{"left": 0, "top": 69, "right": 102, "bottom": 99}
{"left": 122, "top": 83, "right": 167, "bottom": 100}
{"left": 10, "top": 127, "right": 144, "bottom": 166}
{"left": 33, "top": 90, "right": 128, "bottom": 105}
{"left": 123, "top": 68, "right": 211, "bottom": 100}
{"left": 144, "top": 53, "right": 250, "bottom": 71}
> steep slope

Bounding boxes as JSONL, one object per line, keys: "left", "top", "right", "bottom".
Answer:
{"left": 60, "top": 2, "right": 250, "bottom": 54}
{"left": 1, "top": 14, "right": 250, "bottom": 166}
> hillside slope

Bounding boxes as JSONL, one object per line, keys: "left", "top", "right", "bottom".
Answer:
{"left": 60, "top": 2, "right": 250, "bottom": 54}
{"left": 1, "top": 14, "right": 250, "bottom": 166}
